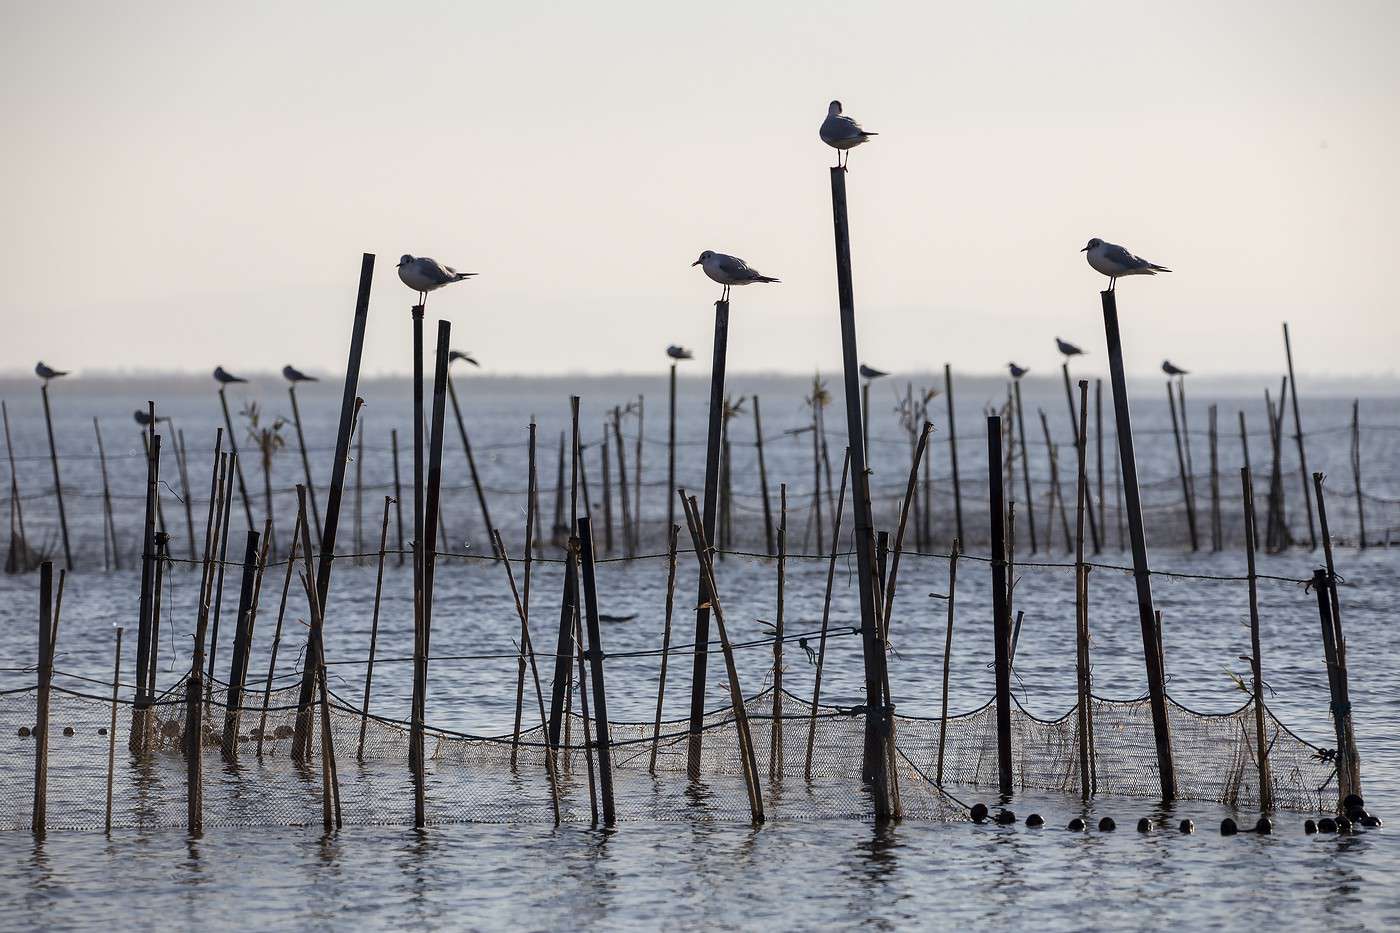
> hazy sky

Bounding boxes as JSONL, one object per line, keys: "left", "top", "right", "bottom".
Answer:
{"left": 2, "top": 1, "right": 1397, "bottom": 379}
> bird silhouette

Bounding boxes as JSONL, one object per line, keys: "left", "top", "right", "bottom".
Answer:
{"left": 132, "top": 409, "right": 170, "bottom": 426}
{"left": 1081, "top": 238, "right": 1171, "bottom": 291}
{"left": 1055, "top": 338, "right": 1085, "bottom": 358}
{"left": 282, "top": 365, "right": 317, "bottom": 383}
{"left": 398, "top": 255, "right": 474, "bottom": 304}
{"left": 692, "top": 251, "right": 779, "bottom": 301}
{"left": 666, "top": 345, "right": 694, "bottom": 361}
{"left": 448, "top": 350, "right": 480, "bottom": 367}
{"left": 820, "top": 100, "right": 878, "bottom": 169}
{"left": 1008, "top": 363, "right": 1029, "bottom": 380}
{"left": 213, "top": 366, "right": 247, "bottom": 385}
{"left": 35, "top": 362, "right": 68, "bottom": 383}
{"left": 859, "top": 364, "right": 889, "bottom": 380}
{"left": 1162, "top": 360, "right": 1189, "bottom": 377}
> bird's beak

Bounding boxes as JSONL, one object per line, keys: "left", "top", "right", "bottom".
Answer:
{"left": 691, "top": 259, "right": 701, "bottom": 266}
{"left": 1079, "top": 246, "right": 1088, "bottom": 252}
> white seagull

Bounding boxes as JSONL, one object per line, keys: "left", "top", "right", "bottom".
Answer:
{"left": 1081, "top": 238, "right": 1171, "bottom": 291}
{"left": 398, "top": 254, "right": 475, "bottom": 305}
{"left": 820, "top": 100, "right": 877, "bottom": 169}
{"left": 692, "top": 251, "right": 779, "bottom": 301}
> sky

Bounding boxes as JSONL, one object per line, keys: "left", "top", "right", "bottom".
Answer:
{"left": 2, "top": 1, "right": 1397, "bottom": 380}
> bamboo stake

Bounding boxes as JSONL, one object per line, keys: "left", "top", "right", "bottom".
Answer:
{"left": 142, "top": 533, "right": 168, "bottom": 754}
{"left": 205, "top": 449, "right": 236, "bottom": 697}
{"left": 1166, "top": 381, "right": 1199, "bottom": 550}
{"left": 770, "top": 484, "right": 787, "bottom": 782}
{"left": 753, "top": 395, "right": 775, "bottom": 556}
{"left": 577, "top": 516, "right": 616, "bottom": 826}
{"left": 354, "top": 418, "right": 364, "bottom": 562}
{"left": 139, "top": 431, "right": 169, "bottom": 538}
{"left": 446, "top": 374, "right": 500, "bottom": 558}
{"left": 553, "top": 430, "right": 567, "bottom": 544}
{"left": 93, "top": 419, "right": 119, "bottom": 571}
{"left": 176, "top": 430, "right": 197, "bottom": 560}
{"left": 1311, "top": 567, "right": 1355, "bottom": 808}
{"left": 601, "top": 423, "right": 614, "bottom": 553}
{"left": 804, "top": 449, "right": 850, "bottom": 782}
{"left": 1012, "top": 380, "right": 1037, "bottom": 553}
{"left": 1073, "top": 380, "right": 1095, "bottom": 800}
{"left": 220, "top": 528, "right": 263, "bottom": 760}
{"left": 217, "top": 385, "right": 255, "bottom": 533}
{"left": 945, "top": 365, "right": 964, "bottom": 545}
{"left": 1240, "top": 468, "right": 1271, "bottom": 811}
{"left": 3, "top": 402, "right": 31, "bottom": 573}
{"left": 935, "top": 539, "right": 959, "bottom": 785}
{"left": 613, "top": 406, "right": 634, "bottom": 559}
{"left": 881, "top": 422, "right": 932, "bottom": 630}
{"left": 1313, "top": 472, "right": 1360, "bottom": 801}
{"left": 634, "top": 394, "right": 644, "bottom": 554}
{"left": 668, "top": 362, "right": 678, "bottom": 537}
{"left": 511, "top": 426, "right": 539, "bottom": 766}
{"left": 569, "top": 568, "right": 598, "bottom": 826}
{"left": 1351, "top": 401, "right": 1366, "bottom": 548}
{"left": 987, "top": 418, "right": 1013, "bottom": 797}
{"left": 1177, "top": 378, "right": 1199, "bottom": 537}
{"left": 358, "top": 496, "right": 392, "bottom": 761}
{"left": 493, "top": 529, "right": 560, "bottom": 824}
{"left": 1283, "top": 323, "right": 1317, "bottom": 548}
{"left": 1095, "top": 379, "right": 1105, "bottom": 551}
{"left": 257, "top": 508, "right": 301, "bottom": 757}
{"left": 295, "top": 493, "right": 340, "bottom": 830}
{"left": 105, "top": 626, "right": 123, "bottom": 834}
{"left": 810, "top": 383, "right": 824, "bottom": 557}
{"left": 32, "top": 561, "right": 55, "bottom": 835}
{"left": 1062, "top": 363, "right": 1101, "bottom": 553}
{"left": 391, "top": 429, "right": 405, "bottom": 566}
{"left": 130, "top": 414, "right": 166, "bottom": 752}
{"left": 288, "top": 383, "right": 323, "bottom": 543}
{"left": 1209, "top": 405, "right": 1222, "bottom": 551}
{"left": 1238, "top": 412, "right": 1256, "bottom": 551}
{"left": 1039, "top": 409, "right": 1072, "bottom": 553}
{"left": 38, "top": 384, "right": 72, "bottom": 569}
{"left": 648, "top": 524, "right": 680, "bottom": 775}
{"left": 680, "top": 491, "right": 763, "bottom": 822}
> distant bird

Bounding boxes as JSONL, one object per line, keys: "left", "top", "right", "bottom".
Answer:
{"left": 666, "top": 345, "right": 694, "bottom": 362}
{"left": 820, "top": 100, "right": 877, "bottom": 169}
{"left": 282, "top": 365, "right": 317, "bottom": 383}
{"left": 1162, "top": 360, "right": 1189, "bottom": 377}
{"left": 1055, "top": 338, "right": 1085, "bottom": 358}
{"left": 448, "top": 350, "right": 480, "bottom": 367}
{"left": 35, "top": 362, "right": 68, "bottom": 383}
{"left": 859, "top": 364, "right": 889, "bottom": 380}
{"left": 398, "top": 254, "right": 475, "bottom": 303}
{"left": 1008, "top": 363, "right": 1029, "bottom": 380}
{"left": 692, "top": 251, "right": 780, "bottom": 301}
{"left": 213, "top": 366, "right": 247, "bottom": 385}
{"left": 1081, "top": 238, "right": 1171, "bottom": 291}
{"left": 133, "top": 410, "right": 169, "bottom": 427}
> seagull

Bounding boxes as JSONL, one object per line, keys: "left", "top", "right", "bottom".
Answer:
{"left": 397, "top": 254, "right": 475, "bottom": 305}
{"left": 35, "top": 362, "right": 68, "bottom": 383}
{"left": 133, "top": 410, "right": 170, "bottom": 426}
{"left": 213, "top": 366, "right": 247, "bottom": 385}
{"left": 1162, "top": 360, "right": 1189, "bottom": 377}
{"left": 859, "top": 364, "right": 889, "bottom": 380}
{"left": 1055, "top": 338, "right": 1085, "bottom": 358}
{"left": 820, "top": 100, "right": 877, "bottom": 169}
{"left": 448, "top": 350, "right": 480, "bottom": 367}
{"left": 282, "top": 365, "right": 317, "bottom": 383}
{"left": 1008, "top": 363, "right": 1029, "bottom": 380}
{"left": 666, "top": 345, "right": 694, "bottom": 361}
{"left": 1081, "top": 238, "right": 1171, "bottom": 291}
{"left": 692, "top": 251, "right": 779, "bottom": 301}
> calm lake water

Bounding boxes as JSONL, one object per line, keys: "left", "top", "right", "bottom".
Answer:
{"left": 1, "top": 373, "right": 1397, "bottom": 930}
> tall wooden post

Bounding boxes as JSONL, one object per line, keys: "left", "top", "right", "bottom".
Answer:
{"left": 1011, "top": 381, "right": 1037, "bottom": 553}
{"left": 38, "top": 384, "right": 72, "bottom": 570}
{"left": 1240, "top": 468, "right": 1271, "bottom": 811}
{"left": 987, "top": 418, "right": 1013, "bottom": 797}
{"left": 1101, "top": 288, "right": 1175, "bottom": 800}
{"left": 686, "top": 298, "right": 729, "bottom": 777}
{"left": 1166, "top": 381, "right": 1199, "bottom": 550}
{"left": 1074, "top": 381, "right": 1096, "bottom": 799}
{"left": 753, "top": 395, "right": 776, "bottom": 556}
{"left": 1313, "top": 472, "right": 1361, "bottom": 801}
{"left": 576, "top": 517, "right": 616, "bottom": 825}
{"left": 829, "top": 166, "right": 893, "bottom": 818}
{"left": 32, "top": 561, "right": 55, "bottom": 835}
{"left": 216, "top": 386, "right": 256, "bottom": 533}
{"left": 944, "top": 365, "right": 964, "bottom": 544}
{"left": 668, "top": 362, "right": 678, "bottom": 536}
{"left": 93, "top": 419, "right": 119, "bottom": 570}
{"left": 104, "top": 626, "right": 123, "bottom": 834}
{"left": 220, "top": 529, "right": 261, "bottom": 760}
{"left": 3, "top": 402, "right": 31, "bottom": 573}
{"left": 447, "top": 374, "right": 499, "bottom": 558}
{"left": 288, "top": 383, "right": 323, "bottom": 543}
{"left": 174, "top": 429, "right": 197, "bottom": 560}
{"left": 131, "top": 419, "right": 163, "bottom": 751}
{"left": 1062, "top": 363, "right": 1101, "bottom": 552}
{"left": 1351, "top": 401, "right": 1366, "bottom": 548}
{"left": 391, "top": 428, "right": 405, "bottom": 566}
{"left": 1208, "top": 405, "right": 1222, "bottom": 551}
{"left": 1283, "top": 323, "right": 1317, "bottom": 548}
{"left": 1095, "top": 379, "right": 1105, "bottom": 549}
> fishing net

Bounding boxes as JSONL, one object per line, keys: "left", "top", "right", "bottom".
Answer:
{"left": 0, "top": 672, "right": 1333, "bottom": 832}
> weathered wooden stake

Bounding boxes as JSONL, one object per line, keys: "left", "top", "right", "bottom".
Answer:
{"left": 668, "top": 362, "right": 679, "bottom": 536}
{"left": 447, "top": 373, "right": 500, "bottom": 558}
{"left": 38, "top": 385, "right": 72, "bottom": 570}
{"left": 1062, "top": 363, "right": 1101, "bottom": 553}
{"left": 804, "top": 449, "right": 850, "bottom": 780}
{"left": 220, "top": 528, "right": 262, "bottom": 760}
{"left": 613, "top": 406, "right": 634, "bottom": 559}
{"left": 1039, "top": 409, "right": 1072, "bottom": 553}
{"left": 1101, "top": 288, "right": 1176, "bottom": 800}
{"left": 770, "top": 484, "right": 787, "bottom": 781}
{"left": 1012, "top": 380, "right": 1037, "bottom": 554}
{"left": 1166, "top": 381, "right": 1199, "bottom": 551}
{"left": 257, "top": 508, "right": 301, "bottom": 757}
{"left": 205, "top": 449, "right": 237, "bottom": 695}
{"left": 1312, "top": 566, "right": 1358, "bottom": 808}
{"left": 358, "top": 496, "right": 392, "bottom": 761}
{"left": 1283, "top": 323, "right": 1317, "bottom": 548}
{"left": 288, "top": 382, "right": 323, "bottom": 543}
{"left": 935, "top": 539, "right": 959, "bottom": 785}
{"left": 3, "top": 402, "right": 31, "bottom": 573}
{"left": 1095, "top": 379, "right": 1105, "bottom": 550}
{"left": 32, "top": 561, "right": 55, "bottom": 835}
{"left": 753, "top": 395, "right": 776, "bottom": 556}
{"left": 1240, "top": 468, "right": 1271, "bottom": 812}
{"left": 93, "top": 419, "right": 119, "bottom": 571}
{"left": 1073, "top": 380, "right": 1095, "bottom": 799}
{"left": 1209, "top": 405, "right": 1222, "bottom": 551}
{"left": 1351, "top": 401, "right": 1366, "bottom": 548}
{"left": 1313, "top": 472, "right": 1360, "bottom": 802}
{"left": 130, "top": 418, "right": 166, "bottom": 752}
{"left": 354, "top": 419, "right": 364, "bottom": 562}
{"left": 105, "top": 626, "right": 123, "bottom": 834}
{"left": 391, "top": 428, "right": 405, "bottom": 566}
{"left": 649, "top": 524, "right": 681, "bottom": 774}
{"left": 945, "top": 365, "right": 965, "bottom": 545}
{"left": 1238, "top": 411, "right": 1257, "bottom": 551}
{"left": 634, "top": 395, "right": 644, "bottom": 554}
{"left": 987, "top": 418, "right": 1013, "bottom": 797}
{"left": 175, "top": 429, "right": 197, "bottom": 560}
{"left": 216, "top": 385, "right": 256, "bottom": 533}
{"left": 601, "top": 423, "right": 614, "bottom": 552}
{"left": 576, "top": 516, "right": 616, "bottom": 825}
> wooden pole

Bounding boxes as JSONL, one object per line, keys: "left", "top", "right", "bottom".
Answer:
{"left": 680, "top": 491, "right": 764, "bottom": 822}
{"left": 634, "top": 395, "right": 644, "bottom": 555}
{"left": 354, "top": 420, "right": 364, "bottom": 561}
{"left": 601, "top": 423, "right": 614, "bottom": 552}
{"left": 649, "top": 524, "right": 681, "bottom": 774}
{"left": 36, "top": 384, "right": 73, "bottom": 570}
{"left": 804, "top": 449, "right": 850, "bottom": 780}
{"left": 753, "top": 395, "right": 776, "bottom": 556}
{"left": 1240, "top": 468, "right": 1271, "bottom": 812}
{"left": 1311, "top": 567, "right": 1355, "bottom": 808}
{"left": 391, "top": 429, "right": 405, "bottom": 566}
{"left": 205, "top": 449, "right": 236, "bottom": 694}
{"left": 1101, "top": 288, "right": 1175, "bottom": 800}
{"left": 358, "top": 496, "right": 392, "bottom": 761}
{"left": 175, "top": 429, "right": 197, "bottom": 560}
{"left": 220, "top": 528, "right": 262, "bottom": 760}
{"left": 32, "top": 561, "right": 54, "bottom": 835}
{"left": 829, "top": 166, "right": 894, "bottom": 819}
{"left": 130, "top": 418, "right": 164, "bottom": 752}
{"left": 576, "top": 516, "right": 616, "bottom": 825}
{"left": 216, "top": 386, "right": 256, "bottom": 533}
{"left": 1209, "top": 405, "right": 1222, "bottom": 551}
{"left": 1073, "top": 380, "right": 1095, "bottom": 800}
{"left": 935, "top": 539, "right": 959, "bottom": 785}
{"left": 1095, "top": 379, "right": 1105, "bottom": 550}
{"left": 613, "top": 406, "right": 634, "bottom": 559}
{"left": 1351, "top": 401, "right": 1366, "bottom": 548}
{"left": 686, "top": 298, "right": 729, "bottom": 777}
{"left": 104, "top": 626, "right": 123, "bottom": 834}
{"left": 93, "top": 419, "right": 119, "bottom": 571}
{"left": 1062, "top": 363, "right": 1101, "bottom": 553}
{"left": 511, "top": 426, "right": 538, "bottom": 765}
{"left": 257, "top": 507, "right": 301, "bottom": 757}
{"left": 288, "top": 383, "right": 324, "bottom": 543}
{"left": 945, "top": 365, "right": 964, "bottom": 545}
{"left": 1011, "top": 380, "right": 1037, "bottom": 553}
{"left": 295, "top": 494, "right": 341, "bottom": 830}
{"left": 1039, "top": 409, "right": 1072, "bottom": 553}
{"left": 547, "top": 401, "right": 583, "bottom": 749}
{"left": 1283, "top": 323, "right": 1317, "bottom": 548}
{"left": 1166, "top": 381, "right": 1199, "bottom": 551}
{"left": 987, "top": 418, "right": 1013, "bottom": 797}
{"left": 810, "top": 391, "right": 824, "bottom": 554}
{"left": 142, "top": 533, "right": 168, "bottom": 755}
{"left": 770, "top": 484, "right": 787, "bottom": 781}
{"left": 1313, "top": 472, "right": 1360, "bottom": 801}
{"left": 668, "top": 363, "right": 678, "bottom": 537}
{"left": 446, "top": 374, "right": 499, "bottom": 558}
{"left": 139, "top": 431, "right": 169, "bottom": 538}
{"left": 1177, "top": 378, "right": 1198, "bottom": 537}
{"left": 3, "top": 402, "right": 31, "bottom": 573}
{"left": 1238, "top": 411, "right": 1257, "bottom": 551}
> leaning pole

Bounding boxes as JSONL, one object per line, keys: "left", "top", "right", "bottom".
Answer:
{"left": 830, "top": 166, "right": 894, "bottom": 820}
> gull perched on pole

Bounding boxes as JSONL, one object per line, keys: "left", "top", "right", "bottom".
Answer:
{"left": 692, "top": 251, "right": 779, "bottom": 302}
{"left": 1081, "top": 238, "right": 1171, "bottom": 291}
{"left": 398, "top": 254, "right": 475, "bottom": 306}
{"left": 213, "top": 366, "right": 247, "bottom": 385}
{"left": 1162, "top": 360, "right": 1189, "bottom": 377}
{"left": 1008, "top": 363, "right": 1029, "bottom": 380}
{"left": 1055, "top": 338, "right": 1085, "bottom": 359}
{"left": 34, "top": 362, "right": 68, "bottom": 384}
{"left": 132, "top": 409, "right": 170, "bottom": 427}
{"left": 282, "top": 365, "right": 317, "bottom": 383}
{"left": 666, "top": 345, "right": 694, "bottom": 361}
{"left": 859, "top": 364, "right": 889, "bottom": 380}
{"left": 820, "top": 100, "right": 877, "bottom": 170}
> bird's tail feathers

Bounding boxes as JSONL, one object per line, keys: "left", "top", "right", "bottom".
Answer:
{"left": 1149, "top": 264, "right": 1171, "bottom": 273}
{"left": 862, "top": 131, "right": 879, "bottom": 137}
{"left": 755, "top": 275, "right": 780, "bottom": 284}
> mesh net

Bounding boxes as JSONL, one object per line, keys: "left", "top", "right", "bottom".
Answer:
{"left": 1, "top": 673, "right": 1333, "bottom": 832}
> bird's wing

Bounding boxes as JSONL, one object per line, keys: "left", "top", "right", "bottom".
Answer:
{"left": 421, "top": 258, "right": 460, "bottom": 285}
{"left": 1103, "top": 243, "right": 1151, "bottom": 269}
{"left": 822, "top": 114, "right": 867, "bottom": 139}
{"left": 714, "top": 254, "right": 753, "bottom": 278}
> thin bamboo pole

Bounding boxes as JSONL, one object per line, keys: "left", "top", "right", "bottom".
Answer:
{"left": 104, "top": 626, "right": 123, "bottom": 834}
{"left": 220, "top": 528, "right": 263, "bottom": 760}
{"left": 1062, "top": 363, "right": 1101, "bottom": 552}
{"left": 1240, "top": 468, "right": 1271, "bottom": 812}
{"left": 205, "top": 449, "right": 236, "bottom": 697}
{"left": 945, "top": 365, "right": 964, "bottom": 545}
{"left": 1095, "top": 379, "right": 1105, "bottom": 551}
{"left": 257, "top": 508, "right": 301, "bottom": 757}
{"left": 1238, "top": 411, "right": 1257, "bottom": 552}
{"left": 217, "top": 386, "right": 255, "bottom": 533}
{"left": 1039, "top": 409, "right": 1072, "bottom": 553}
{"left": 1073, "top": 380, "right": 1094, "bottom": 800}
{"left": 38, "top": 384, "right": 72, "bottom": 570}
{"left": 1177, "top": 378, "right": 1198, "bottom": 537}
{"left": 601, "top": 423, "right": 614, "bottom": 553}
{"left": 130, "top": 415, "right": 166, "bottom": 752}
{"left": 511, "top": 427, "right": 539, "bottom": 766}
{"left": 576, "top": 517, "right": 616, "bottom": 826}
{"left": 668, "top": 363, "right": 678, "bottom": 536}
{"left": 1351, "top": 401, "right": 1366, "bottom": 548}
{"left": 613, "top": 406, "right": 634, "bottom": 559}
{"left": 1209, "top": 405, "right": 1222, "bottom": 551}
{"left": 288, "top": 383, "right": 323, "bottom": 543}
{"left": 634, "top": 394, "right": 644, "bottom": 554}
{"left": 357, "top": 497, "right": 392, "bottom": 761}
{"left": 446, "top": 374, "right": 499, "bottom": 558}
{"left": 935, "top": 539, "right": 959, "bottom": 785}
{"left": 770, "top": 484, "right": 787, "bottom": 782}
{"left": 753, "top": 395, "right": 775, "bottom": 556}
{"left": 649, "top": 524, "right": 681, "bottom": 774}
{"left": 804, "top": 450, "right": 850, "bottom": 781}
{"left": 1166, "top": 381, "right": 1199, "bottom": 550}
{"left": 93, "top": 419, "right": 119, "bottom": 571}
{"left": 1012, "top": 380, "right": 1037, "bottom": 553}
{"left": 987, "top": 418, "right": 1013, "bottom": 797}
{"left": 391, "top": 429, "right": 405, "bottom": 566}
{"left": 3, "top": 402, "right": 31, "bottom": 573}
{"left": 1313, "top": 472, "right": 1360, "bottom": 801}
{"left": 32, "top": 561, "right": 55, "bottom": 835}
{"left": 1283, "top": 323, "right": 1317, "bottom": 548}
{"left": 354, "top": 419, "right": 364, "bottom": 563}
{"left": 175, "top": 429, "right": 197, "bottom": 560}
